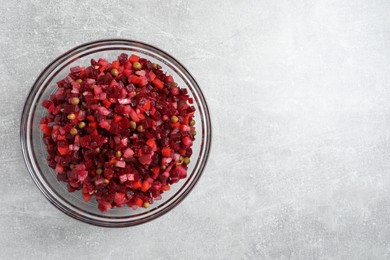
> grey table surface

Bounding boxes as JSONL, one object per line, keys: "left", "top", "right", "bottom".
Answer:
{"left": 2, "top": 0, "right": 390, "bottom": 259}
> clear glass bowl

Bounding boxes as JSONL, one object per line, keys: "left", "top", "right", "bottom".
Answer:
{"left": 20, "top": 39, "right": 212, "bottom": 227}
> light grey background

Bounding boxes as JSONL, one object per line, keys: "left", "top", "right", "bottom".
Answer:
{"left": 1, "top": 0, "right": 390, "bottom": 259}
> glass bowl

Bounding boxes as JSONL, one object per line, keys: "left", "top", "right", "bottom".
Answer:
{"left": 20, "top": 39, "right": 212, "bottom": 227}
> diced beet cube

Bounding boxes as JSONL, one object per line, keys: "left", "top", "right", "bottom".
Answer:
{"left": 175, "top": 165, "right": 187, "bottom": 179}
{"left": 42, "top": 100, "right": 53, "bottom": 109}
{"left": 114, "top": 192, "right": 126, "bottom": 205}
{"left": 139, "top": 154, "right": 152, "bottom": 165}
{"left": 118, "top": 53, "right": 128, "bottom": 64}
{"left": 123, "top": 148, "right": 134, "bottom": 158}
{"left": 152, "top": 78, "right": 164, "bottom": 90}
{"left": 127, "top": 174, "right": 135, "bottom": 181}
{"left": 165, "top": 75, "right": 174, "bottom": 83}
{"left": 97, "top": 106, "right": 110, "bottom": 116}
{"left": 129, "top": 54, "right": 140, "bottom": 63}
{"left": 77, "top": 170, "right": 88, "bottom": 182}
{"left": 141, "top": 181, "right": 150, "bottom": 192}
{"left": 161, "top": 157, "right": 172, "bottom": 165}
{"left": 104, "top": 168, "right": 114, "bottom": 179}
{"left": 161, "top": 147, "right": 171, "bottom": 157}
{"left": 95, "top": 178, "right": 104, "bottom": 186}
{"left": 182, "top": 136, "right": 193, "bottom": 146}
{"left": 115, "top": 161, "right": 126, "bottom": 168}
{"left": 139, "top": 76, "right": 149, "bottom": 86}
{"left": 119, "top": 174, "right": 127, "bottom": 184}
{"left": 99, "top": 119, "right": 111, "bottom": 130}
{"left": 55, "top": 164, "right": 64, "bottom": 174}
{"left": 98, "top": 201, "right": 112, "bottom": 212}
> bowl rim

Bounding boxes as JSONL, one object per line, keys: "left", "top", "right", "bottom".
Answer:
{"left": 20, "top": 38, "right": 212, "bottom": 227}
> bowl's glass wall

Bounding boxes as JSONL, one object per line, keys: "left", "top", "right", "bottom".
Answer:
{"left": 21, "top": 40, "right": 211, "bottom": 227}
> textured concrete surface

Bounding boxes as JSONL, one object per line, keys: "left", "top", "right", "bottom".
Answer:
{"left": 2, "top": 0, "right": 390, "bottom": 259}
